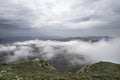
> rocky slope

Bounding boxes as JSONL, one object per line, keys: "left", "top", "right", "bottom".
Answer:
{"left": 0, "top": 59, "right": 120, "bottom": 80}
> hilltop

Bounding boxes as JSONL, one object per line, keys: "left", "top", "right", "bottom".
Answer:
{"left": 0, "top": 59, "right": 120, "bottom": 80}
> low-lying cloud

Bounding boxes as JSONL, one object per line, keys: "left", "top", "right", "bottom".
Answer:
{"left": 0, "top": 38, "right": 120, "bottom": 71}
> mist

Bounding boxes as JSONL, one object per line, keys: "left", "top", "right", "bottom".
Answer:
{"left": 0, "top": 38, "right": 120, "bottom": 71}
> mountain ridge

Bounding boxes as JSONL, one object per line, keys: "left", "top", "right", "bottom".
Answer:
{"left": 0, "top": 59, "right": 120, "bottom": 80}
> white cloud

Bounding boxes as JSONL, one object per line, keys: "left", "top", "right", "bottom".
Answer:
{"left": 0, "top": 38, "right": 120, "bottom": 65}
{"left": 0, "top": 0, "right": 119, "bottom": 29}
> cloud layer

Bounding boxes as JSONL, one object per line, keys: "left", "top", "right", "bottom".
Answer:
{"left": 0, "top": 38, "right": 120, "bottom": 71}
{"left": 0, "top": 0, "right": 120, "bottom": 38}
{"left": 0, "top": 0, "right": 120, "bottom": 29}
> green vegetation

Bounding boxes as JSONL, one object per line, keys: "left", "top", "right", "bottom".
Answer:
{"left": 0, "top": 59, "right": 120, "bottom": 80}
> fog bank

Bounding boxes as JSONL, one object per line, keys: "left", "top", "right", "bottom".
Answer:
{"left": 0, "top": 38, "right": 120, "bottom": 71}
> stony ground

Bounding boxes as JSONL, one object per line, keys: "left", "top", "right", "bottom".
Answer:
{"left": 0, "top": 58, "right": 120, "bottom": 80}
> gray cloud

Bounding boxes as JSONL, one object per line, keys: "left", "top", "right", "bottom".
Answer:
{"left": 0, "top": 0, "right": 120, "bottom": 38}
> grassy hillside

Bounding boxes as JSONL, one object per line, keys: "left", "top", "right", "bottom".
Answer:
{"left": 0, "top": 59, "right": 120, "bottom": 80}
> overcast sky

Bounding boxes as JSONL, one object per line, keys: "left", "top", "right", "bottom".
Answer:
{"left": 0, "top": 0, "right": 120, "bottom": 38}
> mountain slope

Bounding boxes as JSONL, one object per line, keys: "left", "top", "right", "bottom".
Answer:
{"left": 0, "top": 59, "right": 120, "bottom": 80}
{"left": 77, "top": 62, "right": 120, "bottom": 80}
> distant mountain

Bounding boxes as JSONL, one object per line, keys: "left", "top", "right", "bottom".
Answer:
{"left": 0, "top": 36, "right": 111, "bottom": 44}
{"left": 0, "top": 59, "right": 120, "bottom": 80}
{"left": 0, "top": 36, "right": 55, "bottom": 44}
{"left": 56, "top": 36, "right": 111, "bottom": 42}
{"left": 0, "top": 36, "right": 32, "bottom": 44}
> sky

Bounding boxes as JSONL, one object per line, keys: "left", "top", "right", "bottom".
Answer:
{"left": 0, "top": 0, "right": 120, "bottom": 38}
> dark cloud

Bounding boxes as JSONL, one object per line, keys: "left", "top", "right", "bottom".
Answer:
{"left": 0, "top": 0, "right": 120, "bottom": 38}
